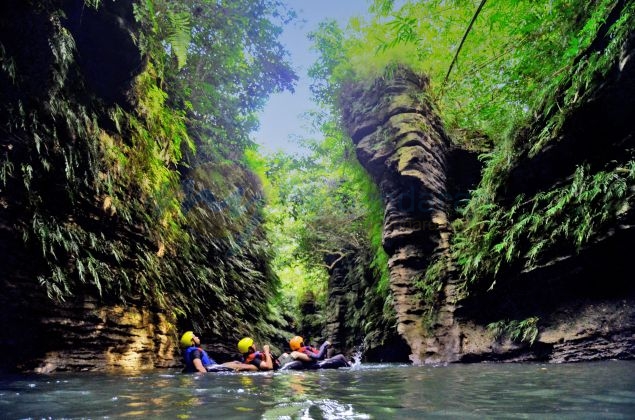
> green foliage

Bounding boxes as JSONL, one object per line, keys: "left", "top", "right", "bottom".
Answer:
{"left": 166, "top": 11, "right": 191, "bottom": 70}
{"left": 83, "top": 0, "right": 101, "bottom": 8}
{"left": 306, "top": 0, "right": 634, "bottom": 291}
{"left": 1, "top": 154, "right": 14, "bottom": 186}
{"left": 132, "top": 0, "right": 192, "bottom": 74}
{"left": 0, "top": 0, "right": 297, "bottom": 344}
{"left": 447, "top": 1, "right": 635, "bottom": 292}
{"left": 258, "top": 114, "right": 393, "bottom": 339}
{"left": 414, "top": 257, "right": 445, "bottom": 306}
{"left": 530, "top": 0, "right": 635, "bottom": 155}
{"left": 4, "top": 0, "right": 630, "bottom": 357}
{"left": 312, "top": 0, "right": 620, "bottom": 148}
{"left": 453, "top": 162, "right": 635, "bottom": 290}
{"left": 300, "top": 0, "right": 635, "bottom": 338}
{"left": 169, "top": 0, "right": 297, "bottom": 154}
{"left": 307, "top": 20, "right": 351, "bottom": 106}
{"left": 357, "top": 169, "right": 391, "bottom": 293}
{"left": 102, "top": 64, "right": 196, "bottom": 248}
{"left": 488, "top": 317, "right": 540, "bottom": 345}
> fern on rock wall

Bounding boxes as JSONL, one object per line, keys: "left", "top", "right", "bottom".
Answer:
{"left": 0, "top": 0, "right": 296, "bottom": 363}
{"left": 452, "top": 0, "right": 635, "bottom": 294}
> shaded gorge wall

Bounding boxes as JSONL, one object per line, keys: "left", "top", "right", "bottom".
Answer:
{"left": 0, "top": 0, "right": 284, "bottom": 372}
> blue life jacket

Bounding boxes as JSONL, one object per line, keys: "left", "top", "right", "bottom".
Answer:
{"left": 183, "top": 346, "right": 216, "bottom": 372}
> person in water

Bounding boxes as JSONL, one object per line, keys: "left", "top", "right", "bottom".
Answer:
{"left": 282, "top": 336, "right": 350, "bottom": 370}
{"left": 180, "top": 331, "right": 253, "bottom": 373}
{"left": 231, "top": 336, "right": 278, "bottom": 371}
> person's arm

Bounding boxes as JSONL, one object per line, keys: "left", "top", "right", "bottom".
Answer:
{"left": 258, "top": 345, "right": 274, "bottom": 370}
{"left": 290, "top": 351, "right": 312, "bottom": 362}
{"left": 221, "top": 361, "right": 258, "bottom": 372}
{"left": 192, "top": 357, "right": 207, "bottom": 373}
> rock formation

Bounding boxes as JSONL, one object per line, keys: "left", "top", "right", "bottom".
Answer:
{"left": 323, "top": 248, "right": 411, "bottom": 362}
{"left": 340, "top": 9, "right": 635, "bottom": 362}
{"left": 0, "top": 0, "right": 181, "bottom": 374}
{"left": 0, "top": 0, "right": 279, "bottom": 372}
{"left": 340, "top": 68, "right": 457, "bottom": 363}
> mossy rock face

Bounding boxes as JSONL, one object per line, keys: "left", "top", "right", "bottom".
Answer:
{"left": 338, "top": 1, "right": 635, "bottom": 364}
{"left": 0, "top": 1, "right": 277, "bottom": 372}
{"left": 340, "top": 66, "right": 452, "bottom": 363}
{"left": 323, "top": 247, "right": 410, "bottom": 362}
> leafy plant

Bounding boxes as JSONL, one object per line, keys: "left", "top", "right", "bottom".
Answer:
{"left": 0, "top": 0, "right": 298, "bottom": 344}
{"left": 488, "top": 317, "right": 540, "bottom": 345}
{"left": 299, "top": 0, "right": 635, "bottom": 340}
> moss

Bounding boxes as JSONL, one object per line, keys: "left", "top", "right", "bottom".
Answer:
{"left": 450, "top": 2, "right": 635, "bottom": 294}
{"left": 0, "top": 0, "right": 281, "bottom": 349}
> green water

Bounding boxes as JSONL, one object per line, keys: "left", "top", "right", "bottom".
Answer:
{"left": 1, "top": 361, "right": 634, "bottom": 419}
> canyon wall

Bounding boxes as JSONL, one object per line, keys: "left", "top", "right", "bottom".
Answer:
{"left": 340, "top": 13, "right": 635, "bottom": 363}
{"left": 0, "top": 0, "right": 279, "bottom": 372}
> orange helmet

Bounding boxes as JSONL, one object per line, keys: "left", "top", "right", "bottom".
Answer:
{"left": 289, "top": 336, "right": 304, "bottom": 351}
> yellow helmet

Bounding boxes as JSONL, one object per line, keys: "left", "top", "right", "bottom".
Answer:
{"left": 180, "top": 331, "right": 195, "bottom": 348}
{"left": 289, "top": 336, "right": 303, "bottom": 351}
{"left": 237, "top": 337, "right": 254, "bottom": 354}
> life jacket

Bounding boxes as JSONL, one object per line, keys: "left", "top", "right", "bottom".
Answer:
{"left": 243, "top": 351, "right": 263, "bottom": 364}
{"left": 299, "top": 346, "right": 320, "bottom": 357}
{"left": 243, "top": 351, "right": 281, "bottom": 369}
{"left": 184, "top": 346, "right": 215, "bottom": 371}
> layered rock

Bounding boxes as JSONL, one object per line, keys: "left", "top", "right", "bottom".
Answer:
{"left": 340, "top": 68, "right": 454, "bottom": 363}
{"left": 452, "top": 4, "right": 635, "bottom": 362}
{"left": 1, "top": 286, "right": 178, "bottom": 373}
{"left": 0, "top": 0, "right": 282, "bottom": 373}
{"left": 0, "top": 0, "right": 177, "bottom": 374}
{"left": 340, "top": 3, "right": 635, "bottom": 364}
{"left": 456, "top": 224, "right": 635, "bottom": 362}
{"left": 323, "top": 249, "right": 411, "bottom": 362}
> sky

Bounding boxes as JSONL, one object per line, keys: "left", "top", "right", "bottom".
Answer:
{"left": 252, "top": 0, "right": 371, "bottom": 156}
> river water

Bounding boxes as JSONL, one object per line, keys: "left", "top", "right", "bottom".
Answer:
{"left": 1, "top": 361, "right": 634, "bottom": 419}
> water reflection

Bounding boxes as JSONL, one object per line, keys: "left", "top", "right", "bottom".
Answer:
{"left": 1, "top": 362, "right": 634, "bottom": 418}
{"left": 262, "top": 371, "right": 372, "bottom": 419}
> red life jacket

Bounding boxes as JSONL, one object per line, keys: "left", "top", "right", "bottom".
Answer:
{"left": 244, "top": 351, "right": 263, "bottom": 364}
{"left": 300, "top": 346, "right": 319, "bottom": 357}
{"left": 244, "top": 350, "right": 281, "bottom": 369}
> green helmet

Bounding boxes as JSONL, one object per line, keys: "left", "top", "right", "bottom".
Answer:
{"left": 180, "top": 331, "right": 195, "bottom": 348}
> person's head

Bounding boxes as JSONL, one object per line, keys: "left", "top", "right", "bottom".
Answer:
{"left": 289, "top": 336, "right": 304, "bottom": 351}
{"left": 237, "top": 337, "right": 255, "bottom": 354}
{"left": 180, "top": 331, "right": 200, "bottom": 348}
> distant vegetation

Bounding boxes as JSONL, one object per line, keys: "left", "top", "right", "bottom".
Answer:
{"left": 262, "top": 0, "right": 634, "bottom": 327}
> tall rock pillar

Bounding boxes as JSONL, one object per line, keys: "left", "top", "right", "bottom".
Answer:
{"left": 340, "top": 67, "right": 453, "bottom": 363}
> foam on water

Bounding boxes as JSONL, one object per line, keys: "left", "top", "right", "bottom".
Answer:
{"left": 349, "top": 345, "right": 364, "bottom": 370}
